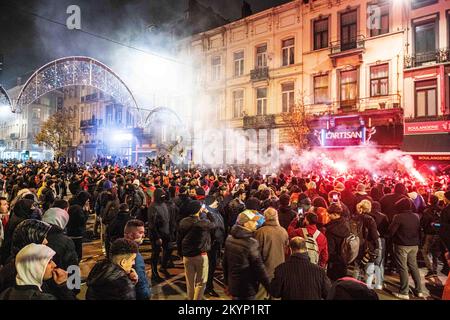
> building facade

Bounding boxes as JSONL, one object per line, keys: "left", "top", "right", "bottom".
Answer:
{"left": 401, "top": 0, "right": 450, "bottom": 171}
{"left": 0, "top": 84, "right": 57, "bottom": 160}
{"left": 178, "top": 0, "right": 450, "bottom": 166}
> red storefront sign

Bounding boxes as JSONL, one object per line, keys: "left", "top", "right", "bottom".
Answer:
{"left": 404, "top": 121, "right": 450, "bottom": 135}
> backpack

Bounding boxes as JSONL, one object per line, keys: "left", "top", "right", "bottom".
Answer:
{"left": 301, "top": 228, "right": 320, "bottom": 264}
{"left": 341, "top": 219, "right": 363, "bottom": 265}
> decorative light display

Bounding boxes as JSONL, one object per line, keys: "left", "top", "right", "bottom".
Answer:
{"left": 14, "top": 56, "right": 140, "bottom": 120}
{"left": 0, "top": 85, "right": 11, "bottom": 108}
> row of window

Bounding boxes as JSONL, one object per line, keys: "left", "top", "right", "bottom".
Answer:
{"left": 231, "top": 63, "right": 390, "bottom": 117}
{"left": 211, "top": 0, "right": 447, "bottom": 80}
{"left": 215, "top": 6, "right": 383, "bottom": 80}
{"left": 213, "top": 38, "right": 296, "bottom": 80}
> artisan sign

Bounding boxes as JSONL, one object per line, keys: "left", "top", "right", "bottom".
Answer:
{"left": 404, "top": 121, "right": 450, "bottom": 135}
{"left": 315, "top": 126, "right": 376, "bottom": 147}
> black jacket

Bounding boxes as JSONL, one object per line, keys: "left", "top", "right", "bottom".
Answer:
{"left": 341, "top": 190, "right": 357, "bottom": 216}
{"left": 325, "top": 218, "right": 351, "bottom": 265}
{"left": 223, "top": 225, "right": 269, "bottom": 298}
{"left": 106, "top": 211, "right": 131, "bottom": 245}
{"left": 368, "top": 210, "right": 389, "bottom": 238}
{"left": 147, "top": 189, "right": 171, "bottom": 241}
{"left": 206, "top": 206, "right": 225, "bottom": 245}
{"left": 66, "top": 204, "right": 89, "bottom": 238}
{"left": 175, "top": 195, "right": 192, "bottom": 223}
{"left": 0, "top": 285, "right": 56, "bottom": 300}
{"left": 46, "top": 225, "right": 78, "bottom": 270}
{"left": 439, "top": 204, "right": 450, "bottom": 251}
{"left": 351, "top": 214, "right": 380, "bottom": 257}
{"left": 225, "top": 198, "right": 246, "bottom": 228}
{"left": 177, "top": 214, "right": 215, "bottom": 257}
{"left": 270, "top": 253, "right": 331, "bottom": 300}
{"left": 421, "top": 205, "right": 441, "bottom": 235}
{"left": 379, "top": 193, "right": 407, "bottom": 221}
{"left": 278, "top": 205, "right": 297, "bottom": 230}
{"left": 387, "top": 210, "right": 420, "bottom": 246}
{"left": 86, "top": 259, "right": 136, "bottom": 300}
{"left": 166, "top": 199, "right": 179, "bottom": 242}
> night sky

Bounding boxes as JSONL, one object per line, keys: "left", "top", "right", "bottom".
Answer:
{"left": 0, "top": 0, "right": 290, "bottom": 89}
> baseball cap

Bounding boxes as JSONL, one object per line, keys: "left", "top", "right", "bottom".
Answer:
{"left": 236, "top": 210, "right": 260, "bottom": 226}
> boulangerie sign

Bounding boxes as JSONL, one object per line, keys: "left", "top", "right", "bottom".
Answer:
{"left": 404, "top": 121, "right": 450, "bottom": 135}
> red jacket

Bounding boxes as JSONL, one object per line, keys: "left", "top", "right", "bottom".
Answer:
{"left": 287, "top": 217, "right": 329, "bottom": 268}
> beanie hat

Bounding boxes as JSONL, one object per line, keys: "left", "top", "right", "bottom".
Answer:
{"left": 263, "top": 207, "right": 278, "bottom": 222}
{"left": 186, "top": 200, "right": 202, "bottom": 216}
{"left": 236, "top": 210, "right": 260, "bottom": 226}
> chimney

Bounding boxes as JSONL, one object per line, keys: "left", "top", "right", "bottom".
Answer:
{"left": 241, "top": 1, "right": 252, "bottom": 19}
{"left": 16, "top": 77, "right": 21, "bottom": 86}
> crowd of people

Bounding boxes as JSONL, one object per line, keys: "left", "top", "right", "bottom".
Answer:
{"left": 0, "top": 159, "right": 449, "bottom": 300}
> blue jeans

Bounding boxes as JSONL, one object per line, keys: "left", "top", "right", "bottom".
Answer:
{"left": 366, "top": 238, "right": 385, "bottom": 288}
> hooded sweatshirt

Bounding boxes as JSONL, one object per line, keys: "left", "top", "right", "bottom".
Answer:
{"left": 42, "top": 208, "right": 69, "bottom": 230}
{"left": 15, "top": 243, "right": 55, "bottom": 290}
{"left": 0, "top": 243, "right": 57, "bottom": 300}
{"left": 42, "top": 208, "right": 78, "bottom": 270}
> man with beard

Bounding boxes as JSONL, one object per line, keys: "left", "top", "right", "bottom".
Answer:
{"left": 124, "top": 219, "right": 151, "bottom": 300}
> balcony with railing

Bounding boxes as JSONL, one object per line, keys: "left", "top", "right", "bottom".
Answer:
{"left": 306, "top": 94, "right": 401, "bottom": 115}
{"left": 243, "top": 114, "right": 275, "bottom": 129}
{"left": 329, "top": 35, "right": 365, "bottom": 56}
{"left": 80, "top": 118, "right": 103, "bottom": 129}
{"left": 404, "top": 48, "right": 450, "bottom": 69}
{"left": 404, "top": 114, "right": 450, "bottom": 123}
{"left": 250, "top": 67, "right": 269, "bottom": 82}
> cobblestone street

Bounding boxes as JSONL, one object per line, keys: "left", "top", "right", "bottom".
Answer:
{"left": 76, "top": 215, "right": 448, "bottom": 301}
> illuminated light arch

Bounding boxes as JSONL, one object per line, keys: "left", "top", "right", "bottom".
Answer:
{"left": 144, "top": 107, "right": 184, "bottom": 127}
{"left": 13, "top": 56, "right": 140, "bottom": 118}
{"left": 144, "top": 107, "right": 190, "bottom": 159}
{"left": 0, "top": 85, "right": 11, "bottom": 108}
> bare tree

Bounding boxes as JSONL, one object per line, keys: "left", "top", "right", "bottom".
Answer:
{"left": 35, "top": 109, "right": 71, "bottom": 160}
{"left": 280, "top": 96, "right": 311, "bottom": 152}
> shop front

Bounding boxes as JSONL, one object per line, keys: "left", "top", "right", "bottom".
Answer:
{"left": 309, "top": 109, "right": 403, "bottom": 153}
{"left": 402, "top": 118, "right": 450, "bottom": 173}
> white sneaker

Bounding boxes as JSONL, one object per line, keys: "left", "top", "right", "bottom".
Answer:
{"left": 393, "top": 293, "right": 410, "bottom": 300}
{"left": 416, "top": 292, "right": 425, "bottom": 298}
{"left": 375, "top": 285, "right": 383, "bottom": 290}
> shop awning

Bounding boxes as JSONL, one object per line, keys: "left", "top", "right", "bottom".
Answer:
{"left": 402, "top": 134, "right": 450, "bottom": 153}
